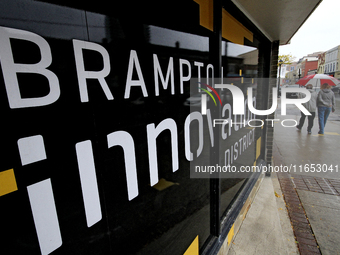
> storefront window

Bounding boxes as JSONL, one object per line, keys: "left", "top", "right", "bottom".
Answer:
{"left": 0, "top": 1, "right": 271, "bottom": 254}
{"left": 219, "top": 41, "right": 259, "bottom": 217}
{"left": 0, "top": 0, "right": 212, "bottom": 254}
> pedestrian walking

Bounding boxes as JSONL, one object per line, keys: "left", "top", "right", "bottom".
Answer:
{"left": 296, "top": 84, "right": 318, "bottom": 134}
{"left": 317, "top": 83, "right": 335, "bottom": 135}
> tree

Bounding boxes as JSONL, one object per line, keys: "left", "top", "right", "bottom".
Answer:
{"left": 277, "top": 54, "right": 295, "bottom": 88}
{"left": 278, "top": 54, "right": 295, "bottom": 65}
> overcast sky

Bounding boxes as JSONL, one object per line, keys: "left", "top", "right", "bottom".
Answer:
{"left": 279, "top": 0, "right": 340, "bottom": 61}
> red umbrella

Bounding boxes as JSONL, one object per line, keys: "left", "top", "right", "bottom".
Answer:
{"left": 296, "top": 74, "right": 340, "bottom": 87}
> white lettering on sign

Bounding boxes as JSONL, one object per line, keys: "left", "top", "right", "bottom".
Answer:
{"left": 124, "top": 50, "right": 148, "bottom": 99}
{"left": 18, "top": 135, "right": 47, "bottom": 166}
{"left": 107, "top": 130, "right": 139, "bottom": 201}
{"left": 27, "top": 179, "right": 62, "bottom": 255}
{"left": 184, "top": 112, "right": 203, "bottom": 161}
{"left": 224, "top": 129, "right": 255, "bottom": 166}
{"left": 147, "top": 118, "right": 179, "bottom": 186}
{"left": 179, "top": 58, "right": 191, "bottom": 94}
{"left": 0, "top": 25, "right": 264, "bottom": 254}
{"left": 0, "top": 26, "right": 221, "bottom": 109}
{"left": 153, "top": 54, "right": 175, "bottom": 96}
{"left": 15, "top": 107, "right": 257, "bottom": 254}
{"left": 0, "top": 26, "right": 60, "bottom": 108}
{"left": 206, "top": 64, "right": 214, "bottom": 86}
{"left": 194, "top": 61, "right": 204, "bottom": 86}
{"left": 221, "top": 103, "right": 232, "bottom": 140}
{"left": 76, "top": 140, "right": 102, "bottom": 227}
{"left": 73, "top": 39, "right": 113, "bottom": 102}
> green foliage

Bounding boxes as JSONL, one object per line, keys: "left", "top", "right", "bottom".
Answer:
{"left": 278, "top": 54, "right": 295, "bottom": 65}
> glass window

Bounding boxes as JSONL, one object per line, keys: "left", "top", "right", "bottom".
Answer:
{"left": 219, "top": 41, "right": 258, "bottom": 218}
{"left": 0, "top": 1, "right": 268, "bottom": 255}
{"left": 0, "top": 1, "right": 211, "bottom": 254}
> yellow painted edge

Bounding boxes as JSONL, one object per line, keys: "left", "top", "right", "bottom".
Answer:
{"left": 183, "top": 236, "right": 199, "bottom": 255}
{"left": 152, "top": 178, "right": 179, "bottom": 191}
{"left": 0, "top": 169, "right": 18, "bottom": 197}
{"left": 256, "top": 137, "right": 261, "bottom": 160}
{"left": 227, "top": 224, "right": 235, "bottom": 246}
{"left": 324, "top": 132, "right": 340, "bottom": 136}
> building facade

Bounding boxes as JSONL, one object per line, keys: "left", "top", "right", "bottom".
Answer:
{"left": 317, "top": 52, "right": 326, "bottom": 74}
{"left": 325, "top": 45, "right": 340, "bottom": 78}
{"left": 0, "top": 0, "right": 322, "bottom": 255}
{"left": 300, "top": 56, "right": 318, "bottom": 77}
{"left": 283, "top": 62, "right": 298, "bottom": 85}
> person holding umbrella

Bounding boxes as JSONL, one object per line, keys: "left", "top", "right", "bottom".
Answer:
{"left": 296, "top": 84, "right": 317, "bottom": 134}
{"left": 317, "top": 83, "right": 336, "bottom": 135}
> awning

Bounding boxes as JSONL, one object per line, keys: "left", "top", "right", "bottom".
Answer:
{"left": 232, "top": 0, "right": 322, "bottom": 45}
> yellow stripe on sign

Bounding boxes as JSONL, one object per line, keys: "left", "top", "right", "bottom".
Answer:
{"left": 256, "top": 137, "right": 261, "bottom": 160}
{"left": 194, "top": 0, "right": 254, "bottom": 45}
{"left": 222, "top": 9, "right": 253, "bottom": 45}
{"left": 183, "top": 236, "right": 199, "bottom": 255}
{"left": 193, "top": 0, "right": 213, "bottom": 31}
{"left": 0, "top": 169, "right": 18, "bottom": 196}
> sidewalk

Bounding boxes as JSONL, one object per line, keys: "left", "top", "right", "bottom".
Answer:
{"left": 273, "top": 107, "right": 340, "bottom": 255}
{"left": 227, "top": 173, "right": 299, "bottom": 255}
{"left": 228, "top": 103, "right": 340, "bottom": 254}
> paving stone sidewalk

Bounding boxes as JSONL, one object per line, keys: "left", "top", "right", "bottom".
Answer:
{"left": 273, "top": 139, "right": 340, "bottom": 255}
{"left": 289, "top": 174, "right": 340, "bottom": 196}
{"left": 272, "top": 99, "right": 340, "bottom": 254}
{"left": 277, "top": 172, "right": 321, "bottom": 255}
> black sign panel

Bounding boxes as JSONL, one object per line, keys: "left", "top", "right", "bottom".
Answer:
{"left": 0, "top": 1, "right": 262, "bottom": 254}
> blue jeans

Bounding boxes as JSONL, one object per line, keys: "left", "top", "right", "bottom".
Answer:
{"left": 318, "top": 106, "right": 331, "bottom": 134}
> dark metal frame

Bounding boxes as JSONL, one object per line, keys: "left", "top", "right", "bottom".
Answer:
{"left": 201, "top": 0, "right": 275, "bottom": 253}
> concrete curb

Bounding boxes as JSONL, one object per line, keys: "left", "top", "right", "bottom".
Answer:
{"left": 277, "top": 172, "right": 321, "bottom": 255}
{"left": 273, "top": 141, "right": 321, "bottom": 254}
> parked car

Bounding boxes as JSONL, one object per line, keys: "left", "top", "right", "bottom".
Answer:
{"left": 331, "top": 84, "right": 340, "bottom": 94}
{"left": 283, "top": 84, "right": 300, "bottom": 98}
